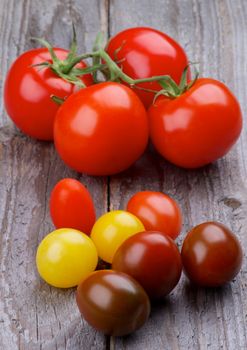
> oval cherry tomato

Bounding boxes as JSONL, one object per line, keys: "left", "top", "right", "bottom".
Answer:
{"left": 91, "top": 210, "right": 145, "bottom": 263}
{"left": 113, "top": 231, "right": 182, "bottom": 299}
{"left": 106, "top": 27, "right": 190, "bottom": 108}
{"left": 181, "top": 222, "right": 242, "bottom": 287}
{"left": 76, "top": 270, "right": 150, "bottom": 336}
{"left": 50, "top": 178, "right": 95, "bottom": 235}
{"left": 126, "top": 191, "right": 182, "bottom": 239}
{"left": 54, "top": 82, "right": 148, "bottom": 176}
{"left": 149, "top": 78, "right": 243, "bottom": 168}
{"left": 4, "top": 48, "right": 92, "bottom": 140}
{"left": 36, "top": 228, "right": 98, "bottom": 288}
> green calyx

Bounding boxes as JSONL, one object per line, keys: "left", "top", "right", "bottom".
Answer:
{"left": 32, "top": 28, "right": 199, "bottom": 105}
{"left": 31, "top": 26, "right": 105, "bottom": 88}
{"left": 153, "top": 64, "right": 199, "bottom": 102}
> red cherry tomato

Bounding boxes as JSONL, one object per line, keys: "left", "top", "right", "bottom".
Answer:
{"left": 76, "top": 270, "right": 150, "bottom": 336}
{"left": 181, "top": 222, "right": 243, "bottom": 287}
{"left": 148, "top": 78, "right": 242, "bottom": 168}
{"left": 112, "top": 231, "right": 182, "bottom": 299}
{"left": 4, "top": 48, "right": 92, "bottom": 140}
{"left": 106, "top": 27, "right": 190, "bottom": 108}
{"left": 50, "top": 178, "right": 96, "bottom": 235}
{"left": 54, "top": 82, "right": 149, "bottom": 176}
{"left": 127, "top": 191, "right": 182, "bottom": 239}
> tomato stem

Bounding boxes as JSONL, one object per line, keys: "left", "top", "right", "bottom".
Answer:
{"left": 34, "top": 29, "right": 199, "bottom": 103}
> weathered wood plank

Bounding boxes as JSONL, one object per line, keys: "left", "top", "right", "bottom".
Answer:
{"left": 1, "top": 0, "right": 247, "bottom": 349}
{"left": 0, "top": 1, "right": 108, "bottom": 349}
{"left": 109, "top": 0, "right": 247, "bottom": 349}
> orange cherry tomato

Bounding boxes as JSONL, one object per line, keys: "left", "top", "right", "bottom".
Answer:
{"left": 127, "top": 191, "right": 182, "bottom": 239}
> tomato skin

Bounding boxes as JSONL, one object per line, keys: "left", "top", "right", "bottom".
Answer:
{"left": 181, "top": 222, "right": 242, "bottom": 287}
{"left": 106, "top": 27, "right": 190, "bottom": 108}
{"left": 149, "top": 78, "right": 243, "bottom": 168}
{"left": 54, "top": 82, "right": 149, "bottom": 176}
{"left": 4, "top": 48, "right": 92, "bottom": 140}
{"left": 36, "top": 228, "right": 98, "bottom": 288}
{"left": 112, "top": 231, "right": 182, "bottom": 299}
{"left": 76, "top": 270, "right": 150, "bottom": 336}
{"left": 91, "top": 210, "right": 145, "bottom": 263}
{"left": 50, "top": 178, "right": 96, "bottom": 235}
{"left": 127, "top": 191, "right": 182, "bottom": 239}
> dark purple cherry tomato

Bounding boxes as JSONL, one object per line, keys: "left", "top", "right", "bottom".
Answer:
{"left": 76, "top": 270, "right": 150, "bottom": 336}
{"left": 112, "top": 231, "right": 182, "bottom": 299}
{"left": 181, "top": 222, "right": 243, "bottom": 287}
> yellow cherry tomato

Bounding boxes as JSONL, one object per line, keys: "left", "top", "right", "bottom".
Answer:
{"left": 91, "top": 210, "right": 145, "bottom": 263}
{"left": 36, "top": 228, "right": 98, "bottom": 288}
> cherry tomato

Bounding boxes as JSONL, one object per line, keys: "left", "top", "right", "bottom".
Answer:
{"left": 50, "top": 178, "right": 95, "bottom": 235}
{"left": 149, "top": 78, "right": 243, "bottom": 168}
{"left": 113, "top": 231, "right": 182, "bottom": 299}
{"left": 181, "top": 222, "right": 243, "bottom": 287}
{"left": 76, "top": 270, "right": 150, "bottom": 336}
{"left": 91, "top": 210, "right": 145, "bottom": 263}
{"left": 36, "top": 228, "right": 98, "bottom": 288}
{"left": 127, "top": 191, "right": 182, "bottom": 239}
{"left": 54, "top": 82, "right": 148, "bottom": 176}
{"left": 4, "top": 48, "right": 92, "bottom": 140}
{"left": 106, "top": 27, "right": 190, "bottom": 108}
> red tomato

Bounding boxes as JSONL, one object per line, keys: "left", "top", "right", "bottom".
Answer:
{"left": 54, "top": 82, "right": 149, "bottom": 176}
{"left": 106, "top": 27, "right": 190, "bottom": 108}
{"left": 148, "top": 78, "right": 243, "bottom": 168}
{"left": 112, "top": 231, "right": 182, "bottom": 299}
{"left": 4, "top": 48, "right": 92, "bottom": 140}
{"left": 127, "top": 191, "right": 182, "bottom": 239}
{"left": 181, "top": 222, "right": 243, "bottom": 287}
{"left": 50, "top": 178, "right": 95, "bottom": 235}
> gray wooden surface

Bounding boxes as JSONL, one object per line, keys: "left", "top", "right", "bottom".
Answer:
{"left": 0, "top": 0, "right": 246, "bottom": 349}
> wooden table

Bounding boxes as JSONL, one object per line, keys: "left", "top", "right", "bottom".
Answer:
{"left": 0, "top": 0, "right": 246, "bottom": 349}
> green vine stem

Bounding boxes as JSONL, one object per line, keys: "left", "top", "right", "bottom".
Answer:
{"left": 34, "top": 29, "right": 199, "bottom": 103}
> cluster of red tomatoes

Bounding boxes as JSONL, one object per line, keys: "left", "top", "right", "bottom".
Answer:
{"left": 4, "top": 27, "right": 242, "bottom": 174}
{"left": 36, "top": 178, "right": 242, "bottom": 336}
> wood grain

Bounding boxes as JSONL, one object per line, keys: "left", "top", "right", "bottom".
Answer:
{"left": 109, "top": 0, "right": 247, "bottom": 349}
{"left": 0, "top": 1, "right": 108, "bottom": 349}
{"left": 0, "top": 0, "right": 247, "bottom": 349}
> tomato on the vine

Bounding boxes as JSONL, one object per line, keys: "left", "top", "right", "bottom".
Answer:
{"left": 90, "top": 210, "right": 145, "bottom": 263}
{"left": 127, "top": 191, "right": 182, "bottom": 239}
{"left": 113, "top": 231, "right": 182, "bottom": 299}
{"left": 149, "top": 78, "right": 242, "bottom": 168}
{"left": 181, "top": 222, "right": 242, "bottom": 287}
{"left": 4, "top": 48, "right": 92, "bottom": 140}
{"left": 106, "top": 27, "right": 190, "bottom": 108}
{"left": 76, "top": 270, "right": 150, "bottom": 336}
{"left": 54, "top": 82, "right": 149, "bottom": 176}
{"left": 36, "top": 228, "right": 98, "bottom": 288}
{"left": 50, "top": 178, "right": 95, "bottom": 235}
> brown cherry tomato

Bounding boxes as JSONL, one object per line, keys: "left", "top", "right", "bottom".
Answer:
{"left": 181, "top": 222, "right": 243, "bottom": 287}
{"left": 112, "top": 231, "right": 182, "bottom": 299}
{"left": 76, "top": 270, "right": 150, "bottom": 336}
{"left": 127, "top": 191, "right": 182, "bottom": 239}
